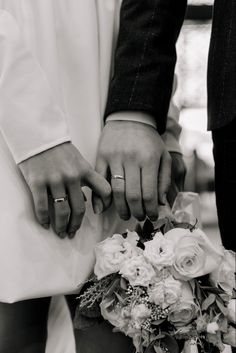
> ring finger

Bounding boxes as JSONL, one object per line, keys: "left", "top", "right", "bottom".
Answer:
{"left": 49, "top": 182, "right": 70, "bottom": 238}
{"left": 110, "top": 162, "right": 130, "bottom": 220}
{"left": 67, "top": 181, "right": 86, "bottom": 238}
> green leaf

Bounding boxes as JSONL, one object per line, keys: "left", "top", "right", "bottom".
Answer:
{"left": 104, "top": 276, "right": 120, "bottom": 298}
{"left": 200, "top": 286, "right": 225, "bottom": 295}
{"left": 216, "top": 299, "right": 228, "bottom": 316}
{"left": 145, "top": 340, "right": 156, "bottom": 353}
{"left": 164, "top": 218, "right": 175, "bottom": 233}
{"left": 152, "top": 319, "right": 166, "bottom": 326}
{"left": 218, "top": 316, "right": 228, "bottom": 333}
{"left": 78, "top": 300, "right": 101, "bottom": 318}
{"left": 161, "top": 334, "right": 179, "bottom": 353}
{"left": 143, "top": 219, "right": 155, "bottom": 240}
{"left": 73, "top": 310, "right": 100, "bottom": 330}
{"left": 114, "top": 291, "right": 125, "bottom": 304}
{"left": 194, "top": 280, "right": 203, "bottom": 302}
{"left": 120, "top": 277, "right": 128, "bottom": 290}
{"left": 219, "top": 293, "right": 231, "bottom": 303}
{"left": 202, "top": 294, "right": 216, "bottom": 311}
{"left": 154, "top": 346, "right": 164, "bottom": 353}
{"left": 173, "top": 222, "right": 194, "bottom": 230}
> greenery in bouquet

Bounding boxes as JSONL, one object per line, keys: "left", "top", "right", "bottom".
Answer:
{"left": 74, "top": 217, "right": 236, "bottom": 353}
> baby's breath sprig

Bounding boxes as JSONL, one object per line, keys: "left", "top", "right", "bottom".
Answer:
{"left": 126, "top": 285, "right": 149, "bottom": 306}
{"left": 79, "top": 274, "right": 116, "bottom": 309}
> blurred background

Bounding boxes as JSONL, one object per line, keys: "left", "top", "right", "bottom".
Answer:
{"left": 174, "top": 0, "right": 220, "bottom": 238}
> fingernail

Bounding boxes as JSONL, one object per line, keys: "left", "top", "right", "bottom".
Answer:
{"left": 160, "top": 194, "right": 167, "bottom": 205}
{"left": 94, "top": 200, "right": 104, "bottom": 215}
{"left": 58, "top": 232, "right": 67, "bottom": 239}
{"left": 42, "top": 223, "right": 50, "bottom": 230}
{"left": 69, "top": 232, "right": 76, "bottom": 239}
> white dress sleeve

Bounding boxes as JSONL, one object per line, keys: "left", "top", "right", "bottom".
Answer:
{"left": 0, "top": 9, "right": 71, "bottom": 164}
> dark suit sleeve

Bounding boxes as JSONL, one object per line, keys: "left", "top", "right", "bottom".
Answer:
{"left": 104, "top": 0, "right": 187, "bottom": 134}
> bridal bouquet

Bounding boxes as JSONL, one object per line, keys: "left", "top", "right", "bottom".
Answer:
{"left": 74, "top": 194, "right": 236, "bottom": 353}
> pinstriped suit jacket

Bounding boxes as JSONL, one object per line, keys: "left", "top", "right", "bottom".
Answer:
{"left": 106, "top": 0, "right": 236, "bottom": 132}
{"left": 208, "top": 0, "right": 236, "bottom": 130}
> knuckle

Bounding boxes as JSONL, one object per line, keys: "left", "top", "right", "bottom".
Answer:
{"left": 65, "top": 170, "right": 80, "bottom": 183}
{"left": 73, "top": 207, "right": 86, "bottom": 217}
{"left": 29, "top": 177, "right": 44, "bottom": 190}
{"left": 49, "top": 174, "right": 63, "bottom": 186}
{"left": 57, "top": 207, "right": 70, "bottom": 219}
{"left": 127, "top": 192, "right": 140, "bottom": 203}
{"left": 143, "top": 151, "right": 156, "bottom": 163}
{"left": 103, "top": 184, "right": 112, "bottom": 198}
{"left": 143, "top": 192, "right": 155, "bottom": 204}
{"left": 81, "top": 163, "right": 92, "bottom": 178}
{"left": 113, "top": 185, "right": 124, "bottom": 196}
{"left": 36, "top": 206, "right": 48, "bottom": 218}
{"left": 125, "top": 149, "right": 138, "bottom": 161}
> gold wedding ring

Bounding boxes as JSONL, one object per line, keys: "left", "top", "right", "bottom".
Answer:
{"left": 53, "top": 196, "right": 68, "bottom": 203}
{"left": 111, "top": 174, "right": 125, "bottom": 181}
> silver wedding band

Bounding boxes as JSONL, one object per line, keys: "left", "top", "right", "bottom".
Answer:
{"left": 111, "top": 174, "right": 125, "bottom": 181}
{"left": 53, "top": 196, "right": 68, "bottom": 203}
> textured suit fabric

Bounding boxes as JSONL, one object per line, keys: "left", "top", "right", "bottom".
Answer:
{"left": 208, "top": 0, "right": 236, "bottom": 130}
{"left": 105, "top": 0, "right": 187, "bottom": 134}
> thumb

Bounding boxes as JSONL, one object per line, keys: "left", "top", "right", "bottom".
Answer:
{"left": 89, "top": 157, "right": 111, "bottom": 214}
{"left": 158, "top": 152, "right": 172, "bottom": 205}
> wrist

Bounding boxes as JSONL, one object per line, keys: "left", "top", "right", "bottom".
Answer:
{"left": 106, "top": 111, "right": 157, "bottom": 130}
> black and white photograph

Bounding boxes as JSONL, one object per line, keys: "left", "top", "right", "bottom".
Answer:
{"left": 0, "top": 1, "right": 235, "bottom": 353}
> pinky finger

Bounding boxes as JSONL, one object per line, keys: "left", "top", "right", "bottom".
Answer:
{"left": 158, "top": 152, "right": 172, "bottom": 205}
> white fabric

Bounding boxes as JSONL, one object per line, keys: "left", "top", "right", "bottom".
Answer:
{"left": 106, "top": 111, "right": 157, "bottom": 129}
{"left": 0, "top": 0, "right": 139, "bottom": 303}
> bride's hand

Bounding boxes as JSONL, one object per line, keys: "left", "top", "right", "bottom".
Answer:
{"left": 19, "top": 142, "right": 111, "bottom": 238}
{"left": 93, "top": 119, "right": 172, "bottom": 222}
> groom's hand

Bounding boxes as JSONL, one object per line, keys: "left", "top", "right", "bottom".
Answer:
{"left": 167, "top": 152, "right": 187, "bottom": 207}
{"left": 93, "top": 120, "right": 172, "bottom": 221}
{"left": 19, "top": 142, "right": 111, "bottom": 238}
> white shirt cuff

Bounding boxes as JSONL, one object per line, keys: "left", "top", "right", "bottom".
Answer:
{"left": 106, "top": 112, "right": 157, "bottom": 129}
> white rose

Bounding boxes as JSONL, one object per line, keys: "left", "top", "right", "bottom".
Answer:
{"left": 165, "top": 228, "right": 223, "bottom": 280}
{"left": 210, "top": 250, "right": 236, "bottom": 296}
{"left": 148, "top": 275, "right": 182, "bottom": 308}
{"left": 227, "top": 299, "right": 236, "bottom": 324}
{"left": 143, "top": 232, "right": 174, "bottom": 270}
{"left": 164, "top": 276, "right": 183, "bottom": 305}
{"left": 207, "top": 322, "right": 219, "bottom": 334}
{"left": 168, "top": 282, "right": 198, "bottom": 327}
{"left": 94, "top": 234, "right": 125, "bottom": 279}
{"left": 94, "top": 231, "right": 140, "bottom": 280}
{"left": 119, "top": 255, "right": 156, "bottom": 287}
